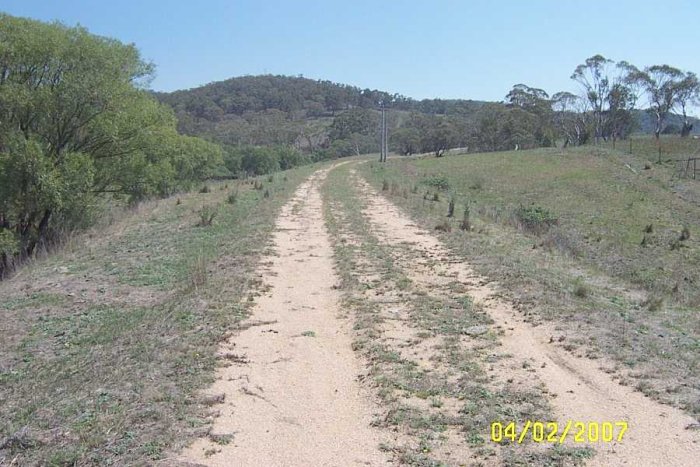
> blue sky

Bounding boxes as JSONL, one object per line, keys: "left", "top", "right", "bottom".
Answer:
{"left": 2, "top": 0, "right": 699, "bottom": 108}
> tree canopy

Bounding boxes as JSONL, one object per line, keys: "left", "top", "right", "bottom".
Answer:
{"left": 0, "top": 14, "right": 223, "bottom": 276}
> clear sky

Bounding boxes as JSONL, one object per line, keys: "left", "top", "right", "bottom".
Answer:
{"left": 2, "top": 0, "right": 699, "bottom": 107}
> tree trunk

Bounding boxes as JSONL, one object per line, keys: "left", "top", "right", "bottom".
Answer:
{"left": 681, "top": 115, "right": 693, "bottom": 137}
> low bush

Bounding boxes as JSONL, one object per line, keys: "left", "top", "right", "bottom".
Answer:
{"left": 423, "top": 175, "right": 450, "bottom": 191}
{"left": 514, "top": 205, "right": 558, "bottom": 234}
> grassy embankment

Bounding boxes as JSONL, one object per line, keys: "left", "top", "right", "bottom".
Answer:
{"left": 0, "top": 165, "right": 319, "bottom": 465}
{"left": 359, "top": 137, "right": 700, "bottom": 417}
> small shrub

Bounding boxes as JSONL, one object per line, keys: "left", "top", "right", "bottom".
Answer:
{"left": 199, "top": 185, "right": 211, "bottom": 194}
{"left": 283, "top": 175, "right": 288, "bottom": 182}
{"left": 423, "top": 175, "right": 450, "bottom": 191}
{"left": 460, "top": 205, "right": 471, "bottom": 231}
{"left": 432, "top": 192, "right": 440, "bottom": 202}
{"left": 435, "top": 220, "right": 451, "bottom": 232}
{"left": 644, "top": 224, "right": 653, "bottom": 233}
{"left": 263, "top": 189, "right": 270, "bottom": 198}
{"left": 267, "top": 175, "right": 274, "bottom": 183}
{"left": 515, "top": 205, "right": 558, "bottom": 234}
{"left": 680, "top": 226, "right": 691, "bottom": 241}
{"left": 254, "top": 180, "right": 264, "bottom": 190}
{"left": 382, "top": 179, "right": 390, "bottom": 191}
{"left": 447, "top": 198, "right": 455, "bottom": 217}
{"left": 423, "top": 191, "right": 430, "bottom": 200}
{"left": 176, "top": 198, "right": 182, "bottom": 206}
{"left": 411, "top": 184, "right": 419, "bottom": 194}
{"left": 197, "top": 205, "right": 218, "bottom": 227}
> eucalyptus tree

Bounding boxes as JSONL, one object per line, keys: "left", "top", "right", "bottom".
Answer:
{"left": 551, "top": 92, "right": 589, "bottom": 146}
{"left": 631, "top": 65, "right": 686, "bottom": 140}
{"left": 674, "top": 72, "right": 700, "bottom": 137}
{"left": 571, "top": 56, "right": 638, "bottom": 144}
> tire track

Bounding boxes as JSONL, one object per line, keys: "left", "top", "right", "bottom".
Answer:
{"left": 180, "top": 167, "right": 389, "bottom": 466}
{"left": 353, "top": 169, "right": 700, "bottom": 466}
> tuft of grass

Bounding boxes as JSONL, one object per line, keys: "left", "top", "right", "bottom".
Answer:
{"left": 460, "top": 205, "right": 471, "bottom": 231}
{"left": 382, "top": 179, "right": 390, "bottom": 191}
{"left": 227, "top": 190, "right": 238, "bottom": 205}
{"left": 447, "top": 198, "right": 455, "bottom": 218}
{"left": 573, "top": 280, "right": 589, "bottom": 298}
{"left": 197, "top": 205, "right": 218, "bottom": 227}
{"left": 434, "top": 220, "right": 451, "bottom": 232}
{"left": 680, "top": 225, "right": 691, "bottom": 241}
{"left": 199, "top": 185, "right": 211, "bottom": 194}
{"left": 643, "top": 296, "right": 664, "bottom": 312}
{"left": 188, "top": 253, "right": 208, "bottom": 290}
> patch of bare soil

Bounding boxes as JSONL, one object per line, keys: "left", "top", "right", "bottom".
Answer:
{"left": 354, "top": 172, "right": 700, "bottom": 466}
{"left": 179, "top": 168, "right": 389, "bottom": 466}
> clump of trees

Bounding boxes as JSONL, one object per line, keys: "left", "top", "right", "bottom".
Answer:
{"left": 222, "top": 145, "right": 312, "bottom": 176}
{"left": 557, "top": 55, "right": 698, "bottom": 146}
{"left": 457, "top": 55, "right": 700, "bottom": 153}
{"left": 0, "top": 15, "right": 223, "bottom": 277}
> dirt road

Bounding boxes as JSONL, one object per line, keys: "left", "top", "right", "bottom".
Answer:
{"left": 180, "top": 163, "right": 699, "bottom": 466}
{"left": 181, "top": 167, "right": 390, "bottom": 466}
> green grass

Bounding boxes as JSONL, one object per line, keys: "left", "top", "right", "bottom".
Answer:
{"left": 0, "top": 165, "right": 320, "bottom": 465}
{"left": 359, "top": 139, "right": 700, "bottom": 416}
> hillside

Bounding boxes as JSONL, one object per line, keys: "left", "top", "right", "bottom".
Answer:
{"left": 154, "top": 75, "right": 487, "bottom": 151}
{"left": 633, "top": 109, "right": 700, "bottom": 135}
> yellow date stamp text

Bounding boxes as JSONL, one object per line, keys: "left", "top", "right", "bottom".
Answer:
{"left": 490, "top": 420, "right": 628, "bottom": 444}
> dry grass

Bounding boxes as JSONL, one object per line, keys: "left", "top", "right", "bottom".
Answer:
{"left": 0, "top": 165, "right": 319, "bottom": 465}
{"left": 361, "top": 140, "right": 700, "bottom": 417}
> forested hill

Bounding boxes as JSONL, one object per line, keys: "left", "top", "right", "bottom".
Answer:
{"left": 155, "top": 75, "right": 485, "bottom": 119}
{"left": 153, "top": 75, "right": 487, "bottom": 150}
{"left": 155, "top": 74, "right": 700, "bottom": 159}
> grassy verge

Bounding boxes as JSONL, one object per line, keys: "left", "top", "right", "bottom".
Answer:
{"left": 358, "top": 142, "right": 699, "bottom": 418}
{"left": 0, "top": 165, "right": 319, "bottom": 465}
{"left": 322, "top": 162, "right": 592, "bottom": 466}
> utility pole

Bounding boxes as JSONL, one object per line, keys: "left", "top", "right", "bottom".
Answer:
{"left": 379, "top": 103, "right": 388, "bottom": 162}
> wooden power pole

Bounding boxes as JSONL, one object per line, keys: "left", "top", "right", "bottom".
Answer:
{"left": 379, "top": 103, "right": 388, "bottom": 162}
